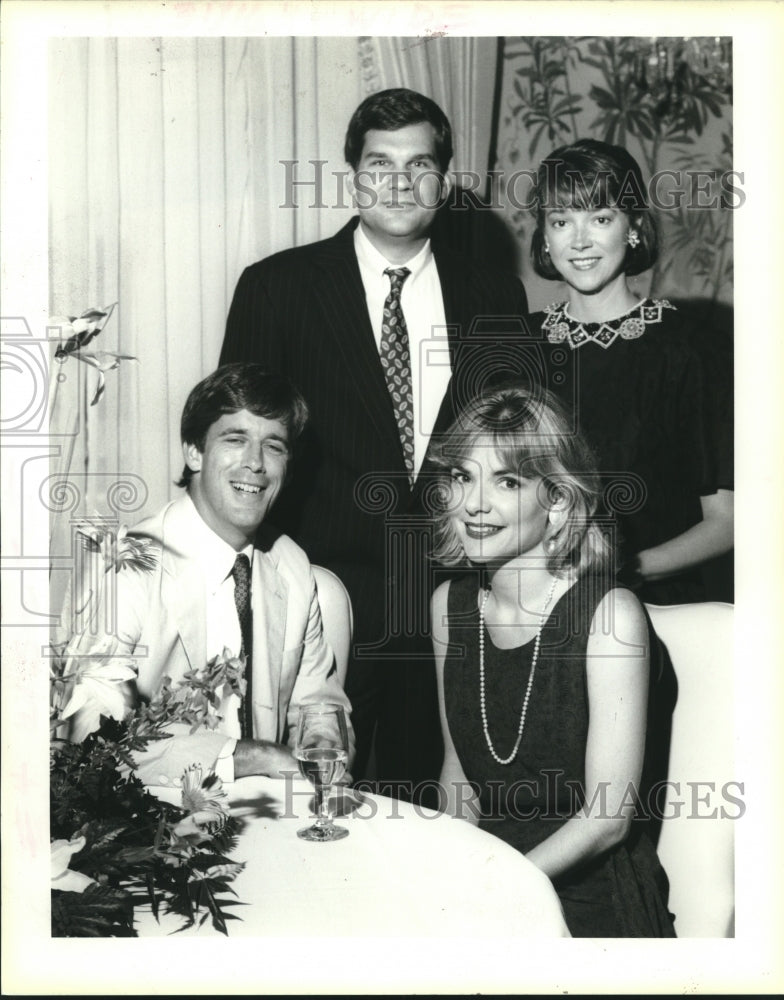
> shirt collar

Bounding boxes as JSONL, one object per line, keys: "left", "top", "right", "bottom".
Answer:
{"left": 354, "top": 221, "right": 433, "bottom": 283}
{"left": 179, "top": 493, "right": 254, "bottom": 594}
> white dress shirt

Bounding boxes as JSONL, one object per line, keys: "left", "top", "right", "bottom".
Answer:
{"left": 354, "top": 224, "right": 452, "bottom": 475}
{"left": 177, "top": 494, "right": 255, "bottom": 776}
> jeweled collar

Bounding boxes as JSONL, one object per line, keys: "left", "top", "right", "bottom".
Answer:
{"left": 542, "top": 298, "right": 675, "bottom": 349}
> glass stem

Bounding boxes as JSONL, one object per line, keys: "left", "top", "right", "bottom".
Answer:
{"left": 316, "top": 785, "right": 332, "bottom": 827}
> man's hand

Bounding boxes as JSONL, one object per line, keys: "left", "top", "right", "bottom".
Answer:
{"left": 233, "top": 739, "right": 298, "bottom": 779}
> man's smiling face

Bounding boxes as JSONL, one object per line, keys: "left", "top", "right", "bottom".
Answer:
{"left": 183, "top": 408, "right": 290, "bottom": 549}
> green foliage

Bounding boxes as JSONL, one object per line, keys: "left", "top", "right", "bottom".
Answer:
{"left": 50, "top": 718, "right": 245, "bottom": 937}
{"left": 52, "top": 883, "right": 136, "bottom": 938}
{"left": 50, "top": 635, "right": 249, "bottom": 937}
{"left": 506, "top": 37, "right": 586, "bottom": 161}
{"left": 50, "top": 728, "right": 167, "bottom": 839}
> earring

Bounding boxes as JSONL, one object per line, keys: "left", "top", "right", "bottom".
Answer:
{"left": 543, "top": 240, "right": 550, "bottom": 255}
{"left": 626, "top": 229, "right": 640, "bottom": 249}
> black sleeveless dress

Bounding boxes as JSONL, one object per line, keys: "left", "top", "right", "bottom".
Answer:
{"left": 443, "top": 571, "right": 676, "bottom": 938}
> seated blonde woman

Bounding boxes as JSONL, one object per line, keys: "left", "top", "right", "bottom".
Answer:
{"left": 430, "top": 383, "right": 675, "bottom": 937}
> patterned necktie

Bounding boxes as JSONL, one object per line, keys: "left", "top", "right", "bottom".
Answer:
{"left": 381, "top": 266, "right": 416, "bottom": 485}
{"left": 231, "top": 553, "right": 253, "bottom": 739}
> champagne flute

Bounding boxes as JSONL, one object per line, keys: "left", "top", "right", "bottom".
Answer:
{"left": 294, "top": 703, "right": 350, "bottom": 842}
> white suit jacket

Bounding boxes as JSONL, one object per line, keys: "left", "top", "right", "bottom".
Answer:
{"left": 91, "top": 495, "right": 354, "bottom": 785}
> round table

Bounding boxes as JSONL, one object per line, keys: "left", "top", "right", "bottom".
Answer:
{"left": 136, "top": 774, "right": 570, "bottom": 939}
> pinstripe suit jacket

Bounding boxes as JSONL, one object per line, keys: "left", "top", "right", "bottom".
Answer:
{"left": 220, "top": 218, "right": 531, "bottom": 650}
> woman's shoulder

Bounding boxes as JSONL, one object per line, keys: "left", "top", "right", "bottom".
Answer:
{"left": 432, "top": 572, "right": 480, "bottom": 614}
{"left": 613, "top": 298, "right": 688, "bottom": 347}
{"left": 529, "top": 300, "right": 566, "bottom": 328}
{"left": 431, "top": 573, "right": 478, "bottom": 645}
{"left": 565, "top": 573, "right": 643, "bottom": 623}
{"left": 594, "top": 583, "right": 645, "bottom": 619}
{"left": 431, "top": 578, "right": 452, "bottom": 612}
{"left": 648, "top": 298, "right": 733, "bottom": 365}
{"left": 639, "top": 297, "right": 722, "bottom": 343}
{"left": 587, "top": 584, "right": 648, "bottom": 654}
{"left": 623, "top": 298, "right": 715, "bottom": 366}
{"left": 528, "top": 302, "right": 572, "bottom": 351}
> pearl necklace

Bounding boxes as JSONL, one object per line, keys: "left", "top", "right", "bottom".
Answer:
{"left": 479, "top": 577, "right": 557, "bottom": 765}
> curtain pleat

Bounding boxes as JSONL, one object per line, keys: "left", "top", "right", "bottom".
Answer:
{"left": 224, "top": 38, "right": 257, "bottom": 290}
{"left": 161, "top": 38, "right": 202, "bottom": 493}
{"left": 87, "top": 38, "right": 121, "bottom": 482}
{"left": 293, "top": 36, "right": 321, "bottom": 249}
{"left": 49, "top": 38, "right": 90, "bottom": 566}
{"left": 116, "top": 38, "right": 168, "bottom": 513}
{"left": 195, "top": 37, "right": 228, "bottom": 369}
{"left": 48, "top": 36, "right": 361, "bottom": 594}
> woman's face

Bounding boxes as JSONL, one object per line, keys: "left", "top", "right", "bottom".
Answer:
{"left": 543, "top": 205, "right": 631, "bottom": 297}
{"left": 447, "top": 442, "right": 551, "bottom": 566}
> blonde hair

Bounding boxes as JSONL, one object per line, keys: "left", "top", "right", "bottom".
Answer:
{"left": 430, "top": 384, "right": 612, "bottom": 575}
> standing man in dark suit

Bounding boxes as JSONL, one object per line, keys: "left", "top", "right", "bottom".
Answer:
{"left": 220, "top": 88, "right": 530, "bottom": 804}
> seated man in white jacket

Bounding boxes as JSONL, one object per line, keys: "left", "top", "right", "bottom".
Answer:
{"left": 67, "top": 363, "right": 354, "bottom": 786}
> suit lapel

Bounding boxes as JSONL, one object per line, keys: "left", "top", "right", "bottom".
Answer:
{"left": 312, "top": 221, "right": 405, "bottom": 464}
{"left": 411, "top": 245, "right": 470, "bottom": 495}
{"left": 253, "top": 549, "right": 287, "bottom": 738}
{"left": 309, "top": 224, "right": 484, "bottom": 491}
{"left": 160, "top": 543, "right": 206, "bottom": 674}
{"left": 433, "top": 243, "right": 470, "bottom": 370}
{"left": 155, "top": 500, "right": 289, "bottom": 742}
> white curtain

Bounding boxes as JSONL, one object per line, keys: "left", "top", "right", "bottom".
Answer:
{"left": 360, "top": 36, "right": 499, "bottom": 180}
{"left": 47, "top": 35, "right": 497, "bottom": 611}
{"left": 48, "top": 37, "right": 360, "bottom": 605}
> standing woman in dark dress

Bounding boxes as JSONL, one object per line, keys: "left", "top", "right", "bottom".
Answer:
{"left": 430, "top": 385, "right": 676, "bottom": 937}
{"left": 528, "top": 139, "right": 733, "bottom": 604}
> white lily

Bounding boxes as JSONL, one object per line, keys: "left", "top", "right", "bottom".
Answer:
{"left": 59, "top": 641, "right": 137, "bottom": 741}
{"left": 51, "top": 836, "right": 96, "bottom": 893}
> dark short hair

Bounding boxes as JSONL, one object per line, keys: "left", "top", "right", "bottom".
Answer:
{"left": 177, "top": 363, "right": 309, "bottom": 488}
{"left": 344, "top": 88, "right": 453, "bottom": 173}
{"left": 430, "top": 383, "right": 612, "bottom": 576}
{"left": 530, "top": 138, "right": 659, "bottom": 279}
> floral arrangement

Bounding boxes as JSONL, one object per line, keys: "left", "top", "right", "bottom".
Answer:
{"left": 49, "top": 523, "right": 248, "bottom": 937}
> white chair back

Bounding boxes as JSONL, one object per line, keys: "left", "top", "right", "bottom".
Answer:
{"left": 312, "top": 565, "right": 353, "bottom": 686}
{"left": 645, "top": 601, "right": 735, "bottom": 937}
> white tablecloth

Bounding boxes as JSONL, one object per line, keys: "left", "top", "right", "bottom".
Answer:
{"left": 136, "top": 774, "right": 570, "bottom": 938}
